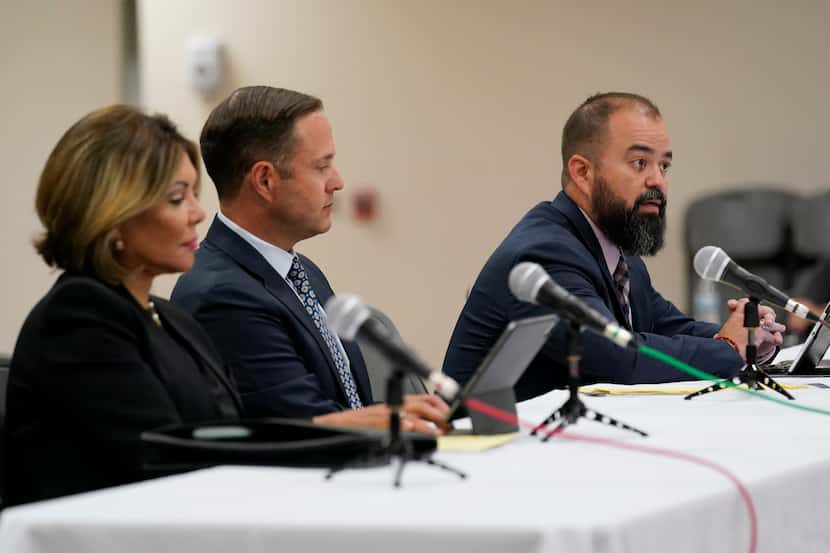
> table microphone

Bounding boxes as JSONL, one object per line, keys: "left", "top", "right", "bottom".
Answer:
{"left": 693, "top": 245, "right": 821, "bottom": 322}
{"left": 508, "top": 262, "right": 638, "bottom": 348}
{"left": 325, "top": 294, "right": 460, "bottom": 401}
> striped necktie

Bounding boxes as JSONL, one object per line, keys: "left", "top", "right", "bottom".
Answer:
{"left": 613, "top": 253, "right": 632, "bottom": 330}
{"left": 287, "top": 256, "right": 363, "bottom": 409}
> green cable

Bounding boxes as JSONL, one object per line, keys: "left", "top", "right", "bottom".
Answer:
{"left": 638, "top": 344, "right": 830, "bottom": 417}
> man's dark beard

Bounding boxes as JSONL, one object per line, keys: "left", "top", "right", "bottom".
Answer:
{"left": 591, "top": 174, "right": 667, "bottom": 256}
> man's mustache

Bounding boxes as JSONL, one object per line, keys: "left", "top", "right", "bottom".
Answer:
{"left": 634, "top": 190, "right": 667, "bottom": 212}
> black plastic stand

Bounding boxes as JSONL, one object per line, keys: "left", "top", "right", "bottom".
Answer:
{"left": 531, "top": 321, "right": 648, "bottom": 441}
{"left": 685, "top": 297, "right": 793, "bottom": 400}
{"left": 468, "top": 388, "right": 519, "bottom": 434}
{"left": 326, "top": 369, "right": 467, "bottom": 487}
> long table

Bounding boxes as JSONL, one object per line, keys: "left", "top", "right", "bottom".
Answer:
{"left": 2, "top": 378, "right": 830, "bottom": 553}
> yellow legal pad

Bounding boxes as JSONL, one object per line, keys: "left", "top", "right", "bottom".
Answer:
{"left": 438, "top": 433, "right": 518, "bottom": 452}
{"left": 580, "top": 383, "right": 808, "bottom": 396}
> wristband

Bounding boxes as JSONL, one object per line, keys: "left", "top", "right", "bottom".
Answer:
{"left": 713, "top": 334, "right": 740, "bottom": 355}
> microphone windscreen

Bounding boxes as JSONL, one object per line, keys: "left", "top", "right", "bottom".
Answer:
{"left": 509, "top": 262, "right": 549, "bottom": 303}
{"left": 324, "top": 294, "right": 371, "bottom": 341}
{"left": 693, "top": 246, "right": 730, "bottom": 281}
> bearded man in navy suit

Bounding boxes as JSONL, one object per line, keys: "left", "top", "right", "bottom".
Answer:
{"left": 443, "top": 92, "right": 785, "bottom": 400}
{"left": 173, "top": 86, "right": 448, "bottom": 432}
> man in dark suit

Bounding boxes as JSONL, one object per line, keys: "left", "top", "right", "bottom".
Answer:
{"left": 442, "top": 92, "right": 785, "bottom": 400}
{"left": 172, "top": 86, "right": 447, "bottom": 429}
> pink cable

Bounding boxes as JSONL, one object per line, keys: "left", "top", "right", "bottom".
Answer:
{"left": 465, "top": 397, "right": 758, "bottom": 553}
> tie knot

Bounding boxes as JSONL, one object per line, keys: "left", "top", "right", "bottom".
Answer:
{"left": 613, "top": 253, "right": 632, "bottom": 329}
{"left": 290, "top": 255, "right": 302, "bottom": 274}
{"left": 613, "top": 254, "right": 630, "bottom": 283}
{"left": 288, "top": 255, "right": 307, "bottom": 285}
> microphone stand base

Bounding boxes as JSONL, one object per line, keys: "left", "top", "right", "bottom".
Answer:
{"left": 686, "top": 298, "right": 794, "bottom": 401}
{"left": 325, "top": 370, "right": 467, "bottom": 488}
{"left": 532, "top": 322, "right": 648, "bottom": 441}
{"left": 530, "top": 392, "right": 649, "bottom": 441}
{"left": 684, "top": 363, "right": 794, "bottom": 400}
{"left": 324, "top": 442, "right": 467, "bottom": 488}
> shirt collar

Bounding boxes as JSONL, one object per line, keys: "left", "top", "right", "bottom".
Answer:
{"left": 579, "top": 208, "right": 623, "bottom": 276}
{"left": 216, "top": 211, "right": 295, "bottom": 279}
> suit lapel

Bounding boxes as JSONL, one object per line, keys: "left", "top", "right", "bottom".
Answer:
{"left": 551, "top": 192, "right": 631, "bottom": 327}
{"left": 152, "top": 300, "right": 243, "bottom": 413}
{"left": 203, "top": 217, "right": 348, "bottom": 398}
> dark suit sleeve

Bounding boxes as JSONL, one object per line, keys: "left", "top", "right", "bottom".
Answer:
{"left": 189, "top": 291, "right": 348, "bottom": 418}
{"left": 543, "top": 261, "right": 741, "bottom": 385}
{"left": 645, "top": 281, "right": 722, "bottom": 338}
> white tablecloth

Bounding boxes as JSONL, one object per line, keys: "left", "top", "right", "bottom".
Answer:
{"left": 2, "top": 378, "right": 830, "bottom": 553}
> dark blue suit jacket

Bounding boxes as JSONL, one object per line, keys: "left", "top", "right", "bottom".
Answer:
{"left": 171, "top": 217, "right": 373, "bottom": 418}
{"left": 442, "top": 192, "right": 742, "bottom": 400}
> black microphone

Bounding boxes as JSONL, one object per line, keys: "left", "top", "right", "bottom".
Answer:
{"left": 694, "top": 246, "right": 821, "bottom": 322}
{"left": 508, "top": 262, "right": 638, "bottom": 348}
{"left": 325, "top": 294, "right": 460, "bottom": 401}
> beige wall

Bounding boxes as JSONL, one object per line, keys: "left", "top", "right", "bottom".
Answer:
{"left": 5, "top": 0, "right": 824, "bottom": 369}
{"left": 138, "top": 0, "right": 830, "bottom": 367}
{"left": 0, "top": 0, "right": 122, "bottom": 353}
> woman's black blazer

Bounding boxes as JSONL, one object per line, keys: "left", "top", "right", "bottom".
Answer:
{"left": 3, "top": 273, "right": 241, "bottom": 505}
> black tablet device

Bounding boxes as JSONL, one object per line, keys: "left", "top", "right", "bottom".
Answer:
{"left": 782, "top": 301, "right": 830, "bottom": 375}
{"left": 446, "top": 314, "right": 559, "bottom": 421}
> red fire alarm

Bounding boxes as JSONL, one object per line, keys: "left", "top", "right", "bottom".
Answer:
{"left": 351, "top": 186, "right": 378, "bottom": 221}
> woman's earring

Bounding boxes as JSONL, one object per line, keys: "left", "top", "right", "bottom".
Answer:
{"left": 114, "top": 238, "right": 125, "bottom": 252}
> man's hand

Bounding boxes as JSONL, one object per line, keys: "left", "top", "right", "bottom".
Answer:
{"left": 718, "top": 298, "right": 785, "bottom": 361}
{"left": 313, "top": 394, "right": 452, "bottom": 435}
{"left": 401, "top": 394, "right": 452, "bottom": 433}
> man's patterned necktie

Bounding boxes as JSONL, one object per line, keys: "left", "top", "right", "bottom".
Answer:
{"left": 287, "top": 256, "right": 363, "bottom": 408}
{"left": 613, "top": 253, "right": 632, "bottom": 330}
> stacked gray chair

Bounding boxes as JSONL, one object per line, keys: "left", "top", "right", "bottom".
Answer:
{"left": 790, "top": 191, "right": 830, "bottom": 299}
{"left": 685, "top": 188, "right": 797, "bottom": 322}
